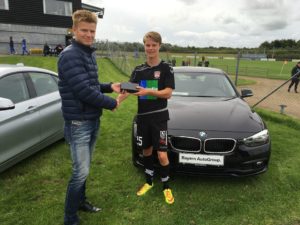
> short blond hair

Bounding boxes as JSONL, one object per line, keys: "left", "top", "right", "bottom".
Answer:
{"left": 143, "top": 31, "right": 162, "bottom": 45}
{"left": 72, "top": 9, "right": 97, "bottom": 27}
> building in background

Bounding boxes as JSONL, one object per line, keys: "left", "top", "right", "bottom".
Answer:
{"left": 0, "top": 0, "right": 104, "bottom": 54}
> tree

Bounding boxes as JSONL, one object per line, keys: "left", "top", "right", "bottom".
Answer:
{"left": 259, "top": 41, "right": 271, "bottom": 49}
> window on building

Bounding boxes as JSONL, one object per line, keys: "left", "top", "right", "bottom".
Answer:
{"left": 43, "top": 0, "right": 72, "bottom": 16}
{"left": 0, "top": 0, "right": 9, "bottom": 10}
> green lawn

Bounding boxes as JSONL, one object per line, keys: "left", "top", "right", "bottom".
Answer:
{"left": 109, "top": 52, "right": 294, "bottom": 80}
{"left": 0, "top": 55, "right": 59, "bottom": 72}
{"left": 209, "top": 58, "right": 293, "bottom": 80}
{"left": 0, "top": 57, "right": 300, "bottom": 225}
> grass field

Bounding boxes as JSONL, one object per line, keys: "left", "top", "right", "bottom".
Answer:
{"left": 159, "top": 52, "right": 296, "bottom": 79}
{"left": 109, "top": 52, "right": 294, "bottom": 80}
{"left": 0, "top": 55, "right": 59, "bottom": 72}
{"left": 0, "top": 57, "right": 300, "bottom": 225}
{"left": 1, "top": 53, "right": 293, "bottom": 80}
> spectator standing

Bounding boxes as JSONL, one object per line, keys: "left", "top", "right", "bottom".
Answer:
{"left": 204, "top": 60, "right": 210, "bottom": 67}
{"left": 288, "top": 61, "right": 300, "bottom": 93}
{"left": 9, "top": 36, "right": 16, "bottom": 54}
{"left": 58, "top": 10, "right": 120, "bottom": 225}
{"left": 21, "top": 38, "right": 29, "bottom": 55}
{"left": 171, "top": 58, "right": 176, "bottom": 66}
{"left": 43, "top": 43, "right": 50, "bottom": 56}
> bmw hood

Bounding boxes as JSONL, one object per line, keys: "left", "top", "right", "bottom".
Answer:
{"left": 168, "top": 97, "right": 264, "bottom": 133}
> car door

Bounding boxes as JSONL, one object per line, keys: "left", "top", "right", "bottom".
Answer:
{"left": 0, "top": 72, "right": 40, "bottom": 165}
{"left": 27, "top": 72, "right": 63, "bottom": 142}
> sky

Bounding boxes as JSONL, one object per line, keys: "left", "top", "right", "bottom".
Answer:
{"left": 83, "top": 0, "right": 300, "bottom": 48}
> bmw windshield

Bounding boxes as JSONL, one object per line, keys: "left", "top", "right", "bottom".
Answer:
{"left": 172, "top": 72, "right": 238, "bottom": 98}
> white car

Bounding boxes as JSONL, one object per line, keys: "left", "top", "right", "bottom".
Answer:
{"left": 0, "top": 64, "right": 63, "bottom": 173}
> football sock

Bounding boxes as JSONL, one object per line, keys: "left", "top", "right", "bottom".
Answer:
{"left": 160, "top": 164, "right": 170, "bottom": 190}
{"left": 143, "top": 155, "right": 154, "bottom": 185}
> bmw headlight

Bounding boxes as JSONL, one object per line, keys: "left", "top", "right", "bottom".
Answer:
{"left": 243, "top": 129, "right": 269, "bottom": 147}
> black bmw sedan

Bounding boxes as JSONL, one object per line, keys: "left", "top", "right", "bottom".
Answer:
{"left": 132, "top": 66, "right": 271, "bottom": 177}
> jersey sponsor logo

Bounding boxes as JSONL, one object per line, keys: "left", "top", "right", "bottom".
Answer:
{"left": 154, "top": 71, "right": 161, "bottom": 79}
{"left": 139, "top": 80, "right": 158, "bottom": 100}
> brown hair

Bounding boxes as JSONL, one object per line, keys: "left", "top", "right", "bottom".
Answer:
{"left": 143, "top": 31, "right": 162, "bottom": 45}
{"left": 72, "top": 9, "right": 97, "bottom": 27}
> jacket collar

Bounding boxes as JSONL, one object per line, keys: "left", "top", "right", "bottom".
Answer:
{"left": 72, "top": 40, "right": 96, "bottom": 53}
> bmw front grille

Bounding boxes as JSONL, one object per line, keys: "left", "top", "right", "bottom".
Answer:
{"left": 169, "top": 136, "right": 201, "bottom": 153}
{"left": 169, "top": 136, "right": 236, "bottom": 154}
{"left": 204, "top": 138, "right": 236, "bottom": 153}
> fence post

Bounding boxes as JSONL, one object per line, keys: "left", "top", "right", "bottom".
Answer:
{"left": 235, "top": 52, "right": 241, "bottom": 86}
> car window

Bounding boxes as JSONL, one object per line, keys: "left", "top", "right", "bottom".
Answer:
{"left": 174, "top": 72, "right": 237, "bottom": 97}
{"left": 52, "top": 75, "right": 59, "bottom": 83}
{"left": 29, "top": 72, "right": 58, "bottom": 96}
{"left": 0, "top": 73, "right": 30, "bottom": 103}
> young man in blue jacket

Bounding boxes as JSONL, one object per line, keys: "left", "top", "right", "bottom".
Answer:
{"left": 58, "top": 10, "right": 120, "bottom": 225}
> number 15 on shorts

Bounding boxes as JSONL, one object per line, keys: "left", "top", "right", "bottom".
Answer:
{"left": 137, "top": 136, "right": 143, "bottom": 146}
{"left": 136, "top": 136, "right": 143, "bottom": 146}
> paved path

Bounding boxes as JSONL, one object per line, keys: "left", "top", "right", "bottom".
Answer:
{"left": 237, "top": 76, "right": 300, "bottom": 119}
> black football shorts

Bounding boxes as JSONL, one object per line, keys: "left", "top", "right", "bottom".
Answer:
{"left": 136, "top": 120, "right": 168, "bottom": 152}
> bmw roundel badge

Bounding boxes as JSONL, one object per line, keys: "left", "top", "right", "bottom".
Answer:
{"left": 199, "top": 131, "right": 207, "bottom": 139}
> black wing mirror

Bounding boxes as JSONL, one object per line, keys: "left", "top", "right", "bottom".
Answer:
{"left": 241, "top": 89, "right": 253, "bottom": 98}
{"left": 0, "top": 97, "right": 15, "bottom": 111}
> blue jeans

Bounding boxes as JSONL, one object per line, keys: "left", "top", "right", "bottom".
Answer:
{"left": 9, "top": 46, "right": 15, "bottom": 54}
{"left": 64, "top": 119, "right": 100, "bottom": 225}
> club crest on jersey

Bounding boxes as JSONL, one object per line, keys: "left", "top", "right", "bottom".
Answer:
{"left": 154, "top": 71, "right": 161, "bottom": 79}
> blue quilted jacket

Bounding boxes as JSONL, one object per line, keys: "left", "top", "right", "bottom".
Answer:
{"left": 58, "top": 40, "right": 117, "bottom": 120}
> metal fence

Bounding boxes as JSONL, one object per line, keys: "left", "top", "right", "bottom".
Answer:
{"left": 98, "top": 43, "right": 300, "bottom": 119}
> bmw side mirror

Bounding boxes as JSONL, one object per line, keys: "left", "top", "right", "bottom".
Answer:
{"left": 241, "top": 89, "right": 253, "bottom": 98}
{"left": 0, "top": 97, "right": 15, "bottom": 111}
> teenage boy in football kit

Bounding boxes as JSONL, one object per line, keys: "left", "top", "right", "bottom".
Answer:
{"left": 118, "top": 31, "right": 175, "bottom": 204}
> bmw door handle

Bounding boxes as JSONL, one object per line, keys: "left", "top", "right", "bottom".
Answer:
{"left": 26, "top": 105, "right": 37, "bottom": 113}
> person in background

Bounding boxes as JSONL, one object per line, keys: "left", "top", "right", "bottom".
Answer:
{"left": 9, "top": 36, "right": 15, "bottom": 54}
{"left": 55, "top": 44, "right": 63, "bottom": 56}
{"left": 58, "top": 9, "right": 120, "bottom": 225}
{"left": 204, "top": 60, "right": 210, "bottom": 67}
{"left": 21, "top": 38, "right": 29, "bottom": 55}
{"left": 43, "top": 43, "right": 50, "bottom": 56}
{"left": 171, "top": 58, "right": 176, "bottom": 66}
{"left": 288, "top": 61, "right": 300, "bottom": 93}
{"left": 118, "top": 31, "right": 175, "bottom": 205}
